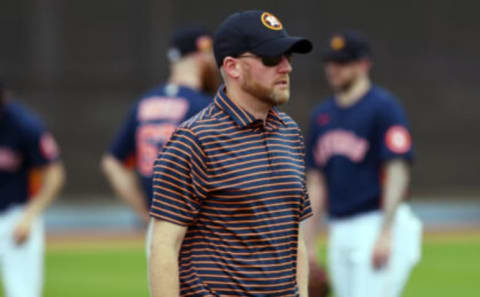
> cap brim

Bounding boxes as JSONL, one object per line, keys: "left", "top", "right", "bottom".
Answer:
{"left": 322, "top": 49, "right": 371, "bottom": 63}
{"left": 322, "top": 50, "right": 356, "bottom": 63}
{"left": 253, "top": 37, "right": 313, "bottom": 57}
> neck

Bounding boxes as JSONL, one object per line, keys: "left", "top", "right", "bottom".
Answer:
{"left": 168, "top": 60, "right": 202, "bottom": 90}
{"left": 225, "top": 83, "right": 271, "bottom": 122}
{"left": 335, "top": 76, "right": 371, "bottom": 107}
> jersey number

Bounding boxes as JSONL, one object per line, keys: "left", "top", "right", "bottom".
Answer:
{"left": 136, "top": 124, "right": 176, "bottom": 176}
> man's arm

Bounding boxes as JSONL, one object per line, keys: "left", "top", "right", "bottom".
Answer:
{"left": 297, "top": 224, "right": 309, "bottom": 297}
{"left": 14, "top": 161, "right": 65, "bottom": 245}
{"left": 149, "top": 218, "right": 188, "bottom": 297}
{"left": 303, "top": 169, "right": 327, "bottom": 263}
{"left": 101, "top": 154, "right": 149, "bottom": 223}
{"left": 372, "top": 159, "right": 410, "bottom": 269}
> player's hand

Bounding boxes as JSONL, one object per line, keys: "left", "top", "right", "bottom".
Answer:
{"left": 308, "top": 259, "right": 331, "bottom": 297}
{"left": 372, "top": 229, "right": 392, "bottom": 270}
{"left": 13, "top": 217, "right": 33, "bottom": 246}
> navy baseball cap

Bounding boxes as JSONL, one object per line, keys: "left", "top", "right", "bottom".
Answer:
{"left": 213, "top": 10, "right": 313, "bottom": 67}
{"left": 322, "top": 31, "right": 372, "bottom": 63}
{"left": 168, "top": 26, "right": 213, "bottom": 62}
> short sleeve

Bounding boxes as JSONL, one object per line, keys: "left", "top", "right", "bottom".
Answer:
{"left": 149, "top": 127, "right": 208, "bottom": 226}
{"left": 377, "top": 99, "right": 414, "bottom": 161}
{"left": 108, "top": 104, "right": 138, "bottom": 164}
{"left": 22, "top": 121, "right": 60, "bottom": 167}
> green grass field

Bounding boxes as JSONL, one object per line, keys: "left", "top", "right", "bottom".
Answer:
{"left": 1, "top": 232, "right": 479, "bottom": 297}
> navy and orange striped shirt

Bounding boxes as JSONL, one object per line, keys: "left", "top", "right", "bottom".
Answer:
{"left": 150, "top": 87, "right": 312, "bottom": 296}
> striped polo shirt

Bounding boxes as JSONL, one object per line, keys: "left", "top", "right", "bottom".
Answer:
{"left": 150, "top": 87, "right": 312, "bottom": 296}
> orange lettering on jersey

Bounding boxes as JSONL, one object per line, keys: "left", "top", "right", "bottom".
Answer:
{"left": 0, "top": 147, "right": 22, "bottom": 171}
{"left": 138, "top": 97, "right": 189, "bottom": 121}
{"left": 314, "top": 129, "right": 369, "bottom": 165}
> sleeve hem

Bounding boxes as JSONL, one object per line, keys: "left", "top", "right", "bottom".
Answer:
{"left": 149, "top": 212, "right": 191, "bottom": 227}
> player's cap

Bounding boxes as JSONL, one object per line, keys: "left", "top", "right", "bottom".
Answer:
{"left": 168, "top": 26, "right": 213, "bottom": 62}
{"left": 322, "top": 31, "right": 372, "bottom": 63}
{"left": 213, "top": 10, "right": 313, "bottom": 68}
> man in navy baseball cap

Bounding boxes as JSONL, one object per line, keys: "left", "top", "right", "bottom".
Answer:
{"left": 214, "top": 10, "right": 312, "bottom": 68}
{"left": 167, "top": 26, "right": 213, "bottom": 62}
{"left": 322, "top": 31, "right": 372, "bottom": 63}
{"left": 305, "top": 30, "right": 421, "bottom": 297}
{"left": 149, "top": 11, "right": 315, "bottom": 297}
{"left": 166, "top": 26, "right": 219, "bottom": 94}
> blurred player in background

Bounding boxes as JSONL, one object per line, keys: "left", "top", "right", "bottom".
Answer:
{"left": 101, "top": 27, "right": 218, "bottom": 225}
{"left": 304, "top": 32, "right": 422, "bottom": 297}
{"left": 0, "top": 79, "right": 65, "bottom": 297}
{"left": 149, "top": 10, "right": 313, "bottom": 296}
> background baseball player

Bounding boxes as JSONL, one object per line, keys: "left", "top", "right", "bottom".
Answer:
{"left": 304, "top": 32, "right": 422, "bottom": 297}
{"left": 0, "top": 79, "right": 65, "bottom": 297}
{"left": 101, "top": 27, "right": 217, "bottom": 225}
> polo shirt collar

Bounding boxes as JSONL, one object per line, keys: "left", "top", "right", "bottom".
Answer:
{"left": 214, "top": 86, "right": 286, "bottom": 129}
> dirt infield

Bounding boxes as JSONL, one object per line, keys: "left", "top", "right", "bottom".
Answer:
{"left": 46, "top": 231, "right": 146, "bottom": 250}
{"left": 45, "top": 228, "right": 480, "bottom": 250}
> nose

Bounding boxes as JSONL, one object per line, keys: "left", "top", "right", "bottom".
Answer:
{"left": 278, "top": 55, "right": 292, "bottom": 73}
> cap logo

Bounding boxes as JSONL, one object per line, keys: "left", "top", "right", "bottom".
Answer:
{"left": 261, "top": 12, "right": 283, "bottom": 30}
{"left": 197, "top": 36, "right": 213, "bottom": 52}
{"left": 330, "top": 36, "right": 346, "bottom": 51}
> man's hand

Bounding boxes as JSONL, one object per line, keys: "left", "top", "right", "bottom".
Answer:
{"left": 13, "top": 216, "right": 33, "bottom": 245}
{"left": 372, "top": 229, "right": 392, "bottom": 270}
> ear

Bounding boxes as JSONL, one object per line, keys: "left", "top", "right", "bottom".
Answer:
{"left": 359, "top": 58, "right": 372, "bottom": 71}
{"left": 222, "top": 57, "right": 241, "bottom": 79}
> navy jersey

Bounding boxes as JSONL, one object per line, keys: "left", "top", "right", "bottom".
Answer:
{"left": 305, "top": 85, "right": 414, "bottom": 218}
{"left": 108, "top": 84, "right": 211, "bottom": 206}
{"left": 0, "top": 102, "right": 60, "bottom": 212}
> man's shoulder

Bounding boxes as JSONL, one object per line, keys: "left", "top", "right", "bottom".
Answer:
{"left": 177, "top": 103, "right": 217, "bottom": 131}
{"left": 368, "top": 85, "right": 406, "bottom": 114}
{"left": 135, "top": 84, "right": 167, "bottom": 103}
{"left": 369, "top": 85, "right": 400, "bottom": 104}
{"left": 139, "top": 84, "right": 210, "bottom": 101}
{"left": 3, "top": 102, "right": 44, "bottom": 131}
{"left": 311, "top": 97, "right": 335, "bottom": 117}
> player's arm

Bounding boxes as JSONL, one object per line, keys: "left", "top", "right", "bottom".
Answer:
{"left": 103, "top": 103, "right": 150, "bottom": 223}
{"left": 304, "top": 168, "right": 327, "bottom": 263}
{"left": 148, "top": 218, "right": 187, "bottom": 297}
{"left": 372, "top": 159, "right": 410, "bottom": 268}
{"left": 101, "top": 154, "right": 149, "bottom": 223}
{"left": 14, "top": 161, "right": 65, "bottom": 245}
{"left": 297, "top": 223, "right": 310, "bottom": 297}
{"left": 373, "top": 98, "right": 414, "bottom": 269}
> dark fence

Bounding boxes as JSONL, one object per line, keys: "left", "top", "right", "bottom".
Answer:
{"left": 1, "top": 0, "right": 478, "bottom": 198}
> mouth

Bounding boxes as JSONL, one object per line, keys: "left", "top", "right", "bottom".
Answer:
{"left": 275, "top": 79, "right": 289, "bottom": 87}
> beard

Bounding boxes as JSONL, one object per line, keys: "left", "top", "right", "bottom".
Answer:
{"left": 241, "top": 69, "right": 290, "bottom": 106}
{"left": 201, "top": 62, "right": 220, "bottom": 95}
{"left": 328, "top": 73, "right": 357, "bottom": 93}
